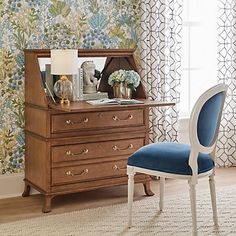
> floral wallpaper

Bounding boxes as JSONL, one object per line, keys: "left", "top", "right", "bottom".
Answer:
{"left": 0, "top": 0, "right": 141, "bottom": 175}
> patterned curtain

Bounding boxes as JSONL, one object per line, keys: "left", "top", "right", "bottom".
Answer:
{"left": 217, "top": 0, "right": 236, "bottom": 166}
{"left": 139, "top": 0, "right": 182, "bottom": 143}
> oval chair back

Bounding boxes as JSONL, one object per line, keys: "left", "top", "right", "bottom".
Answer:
{"left": 188, "top": 84, "right": 228, "bottom": 179}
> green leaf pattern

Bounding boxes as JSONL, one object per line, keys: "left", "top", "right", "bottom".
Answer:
{"left": 0, "top": 0, "right": 141, "bottom": 175}
{"left": 49, "top": 0, "right": 71, "bottom": 17}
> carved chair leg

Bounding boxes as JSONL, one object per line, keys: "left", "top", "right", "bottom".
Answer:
{"left": 159, "top": 177, "right": 165, "bottom": 211}
{"left": 143, "top": 182, "right": 154, "bottom": 196}
{"left": 189, "top": 182, "right": 197, "bottom": 236}
{"left": 22, "top": 183, "right": 31, "bottom": 197}
{"left": 209, "top": 173, "right": 218, "bottom": 226}
{"left": 43, "top": 195, "right": 53, "bottom": 213}
{"left": 128, "top": 173, "right": 135, "bottom": 228}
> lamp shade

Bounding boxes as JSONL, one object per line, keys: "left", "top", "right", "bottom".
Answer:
{"left": 51, "top": 49, "right": 78, "bottom": 75}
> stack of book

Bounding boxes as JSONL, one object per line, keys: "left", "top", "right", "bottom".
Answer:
{"left": 72, "top": 68, "right": 83, "bottom": 101}
{"left": 82, "top": 92, "right": 108, "bottom": 100}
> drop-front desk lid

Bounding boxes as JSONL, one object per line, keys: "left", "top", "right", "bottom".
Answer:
{"left": 48, "top": 99, "right": 175, "bottom": 113}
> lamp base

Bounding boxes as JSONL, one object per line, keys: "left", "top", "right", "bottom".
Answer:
{"left": 53, "top": 75, "right": 73, "bottom": 106}
{"left": 60, "top": 98, "right": 70, "bottom": 106}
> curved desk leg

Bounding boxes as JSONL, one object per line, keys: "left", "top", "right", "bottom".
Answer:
{"left": 22, "top": 182, "right": 31, "bottom": 197}
{"left": 143, "top": 182, "right": 154, "bottom": 196}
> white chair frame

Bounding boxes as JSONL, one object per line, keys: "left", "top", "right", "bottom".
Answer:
{"left": 127, "top": 84, "right": 227, "bottom": 236}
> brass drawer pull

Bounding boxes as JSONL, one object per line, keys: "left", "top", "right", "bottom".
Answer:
{"left": 66, "top": 118, "right": 89, "bottom": 125}
{"left": 66, "top": 149, "right": 89, "bottom": 156}
{"left": 112, "top": 144, "right": 133, "bottom": 151}
{"left": 66, "top": 169, "right": 89, "bottom": 177}
{"left": 112, "top": 165, "right": 126, "bottom": 171}
{"left": 112, "top": 114, "right": 133, "bottom": 121}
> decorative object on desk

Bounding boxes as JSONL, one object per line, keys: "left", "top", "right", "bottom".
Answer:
{"left": 82, "top": 91, "right": 108, "bottom": 100}
{"left": 53, "top": 76, "right": 73, "bottom": 104}
{"left": 51, "top": 49, "right": 78, "bottom": 105}
{"left": 86, "top": 98, "right": 144, "bottom": 105}
{"left": 81, "top": 61, "right": 98, "bottom": 94}
{"left": 76, "top": 68, "right": 84, "bottom": 100}
{"left": 112, "top": 82, "right": 132, "bottom": 99}
{"left": 69, "top": 68, "right": 84, "bottom": 101}
{"left": 108, "top": 69, "right": 140, "bottom": 99}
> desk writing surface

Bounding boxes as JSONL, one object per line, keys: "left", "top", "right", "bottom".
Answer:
{"left": 48, "top": 99, "right": 175, "bottom": 112}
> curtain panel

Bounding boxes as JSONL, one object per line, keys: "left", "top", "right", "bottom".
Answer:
{"left": 217, "top": 0, "right": 236, "bottom": 166}
{"left": 139, "top": 0, "right": 182, "bottom": 143}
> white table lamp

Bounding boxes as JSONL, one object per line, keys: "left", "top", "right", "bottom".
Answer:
{"left": 51, "top": 49, "right": 78, "bottom": 105}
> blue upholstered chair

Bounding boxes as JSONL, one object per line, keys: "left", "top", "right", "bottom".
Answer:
{"left": 127, "top": 84, "right": 228, "bottom": 236}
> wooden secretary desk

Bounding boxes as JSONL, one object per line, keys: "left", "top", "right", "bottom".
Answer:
{"left": 23, "top": 49, "right": 174, "bottom": 212}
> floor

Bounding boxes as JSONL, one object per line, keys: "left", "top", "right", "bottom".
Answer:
{"left": 0, "top": 167, "right": 235, "bottom": 224}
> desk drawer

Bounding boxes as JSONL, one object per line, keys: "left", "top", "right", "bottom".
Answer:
{"left": 52, "top": 138, "right": 144, "bottom": 163}
{"left": 51, "top": 109, "right": 143, "bottom": 133}
{"left": 52, "top": 159, "right": 127, "bottom": 185}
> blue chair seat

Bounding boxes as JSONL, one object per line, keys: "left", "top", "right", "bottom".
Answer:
{"left": 128, "top": 142, "right": 214, "bottom": 175}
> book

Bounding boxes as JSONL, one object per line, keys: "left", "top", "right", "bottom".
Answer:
{"left": 45, "top": 64, "right": 54, "bottom": 97}
{"left": 86, "top": 98, "right": 144, "bottom": 106}
{"left": 77, "top": 68, "right": 84, "bottom": 101}
{"left": 43, "top": 64, "right": 57, "bottom": 104}
{"left": 69, "top": 68, "right": 84, "bottom": 101}
{"left": 82, "top": 92, "right": 108, "bottom": 100}
{"left": 41, "top": 71, "right": 46, "bottom": 88}
{"left": 44, "top": 80, "right": 56, "bottom": 104}
{"left": 70, "top": 74, "right": 78, "bottom": 101}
